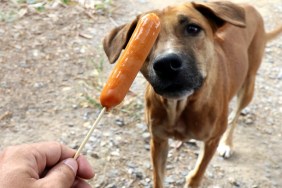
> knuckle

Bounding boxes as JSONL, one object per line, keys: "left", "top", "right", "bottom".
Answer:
{"left": 48, "top": 141, "right": 63, "bottom": 151}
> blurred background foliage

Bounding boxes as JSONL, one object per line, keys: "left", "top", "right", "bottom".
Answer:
{"left": 0, "top": 0, "right": 113, "bottom": 22}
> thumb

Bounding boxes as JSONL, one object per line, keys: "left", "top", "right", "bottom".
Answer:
{"left": 38, "top": 158, "right": 78, "bottom": 188}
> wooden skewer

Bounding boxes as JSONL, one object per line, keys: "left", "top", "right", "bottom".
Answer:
{"left": 74, "top": 107, "right": 106, "bottom": 160}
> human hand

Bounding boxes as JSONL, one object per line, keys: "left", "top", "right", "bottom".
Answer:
{"left": 0, "top": 141, "right": 94, "bottom": 188}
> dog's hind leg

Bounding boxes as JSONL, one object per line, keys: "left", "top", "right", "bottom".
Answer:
{"left": 218, "top": 22, "right": 266, "bottom": 158}
{"left": 217, "top": 77, "right": 255, "bottom": 158}
{"left": 219, "top": 48, "right": 265, "bottom": 159}
{"left": 150, "top": 137, "right": 169, "bottom": 188}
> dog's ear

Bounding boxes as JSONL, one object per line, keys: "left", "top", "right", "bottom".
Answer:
{"left": 192, "top": 1, "right": 246, "bottom": 30}
{"left": 103, "top": 17, "right": 138, "bottom": 64}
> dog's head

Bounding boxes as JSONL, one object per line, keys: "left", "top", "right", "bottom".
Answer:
{"left": 103, "top": 1, "right": 246, "bottom": 99}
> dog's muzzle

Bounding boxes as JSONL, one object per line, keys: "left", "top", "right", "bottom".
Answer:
{"left": 149, "top": 53, "right": 203, "bottom": 99}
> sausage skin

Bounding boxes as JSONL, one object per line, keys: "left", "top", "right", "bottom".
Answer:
{"left": 100, "top": 13, "right": 161, "bottom": 109}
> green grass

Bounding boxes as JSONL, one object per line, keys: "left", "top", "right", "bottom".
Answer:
{"left": 83, "top": 52, "right": 106, "bottom": 108}
{"left": 85, "top": 95, "right": 101, "bottom": 109}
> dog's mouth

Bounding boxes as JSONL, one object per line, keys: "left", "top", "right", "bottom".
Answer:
{"left": 152, "top": 82, "right": 196, "bottom": 99}
{"left": 148, "top": 71, "right": 204, "bottom": 99}
{"left": 154, "top": 85, "right": 194, "bottom": 99}
{"left": 165, "top": 84, "right": 183, "bottom": 91}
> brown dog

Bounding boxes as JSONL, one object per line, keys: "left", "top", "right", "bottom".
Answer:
{"left": 103, "top": 1, "right": 282, "bottom": 187}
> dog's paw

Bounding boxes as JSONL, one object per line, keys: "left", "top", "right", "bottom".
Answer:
{"left": 183, "top": 182, "right": 200, "bottom": 188}
{"left": 217, "top": 143, "right": 233, "bottom": 158}
{"left": 184, "top": 172, "right": 201, "bottom": 188}
{"left": 183, "top": 185, "right": 192, "bottom": 188}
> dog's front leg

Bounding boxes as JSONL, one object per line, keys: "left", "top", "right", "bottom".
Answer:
{"left": 185, "top": 137, "right": 220, "bottom": 188}
{"left": 150, "top": 136, "right": 169, "bottom": 188}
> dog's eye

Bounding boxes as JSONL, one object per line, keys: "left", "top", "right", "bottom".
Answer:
{"left": 185, "top": 24, "right": 202, "bottom": 35}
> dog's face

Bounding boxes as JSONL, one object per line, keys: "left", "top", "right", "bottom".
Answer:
{"left": 140, "top": 5, "right": 216, "bottom": 99}
{"left": 103, "top": 2, "right": 245, "bottom": 99}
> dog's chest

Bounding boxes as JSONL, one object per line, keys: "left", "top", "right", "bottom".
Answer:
{"left": 163, "top": 100, "right": 213, "bottom": 141}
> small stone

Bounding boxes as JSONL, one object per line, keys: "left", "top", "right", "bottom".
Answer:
{"left": 144, "top": 144, "right": 150, "bottom": 151}
{"left": 72, "top": 104, "right": 78, "bottom": 109}
{"left": 193, "top": 150, "right": 199, "bottom": 157}
{"left": 105, "top": 183, "right": 117, "bottom": 188}
{"left": 145, "top": 178, "right": 151, "bottom": 183}
{"left": 277, "top": 70, "right": 282, "bottom": 80}
{"left": 127, "top": 162, "right": 137, "bottom": 168}
{"left": 90, "top": 152, "right": 100, "bottom": 159}
{"left": 34, "top": 82, "right": 44, "bottom": 89}
{"left": 138, "top": 0, "right": 147, "bottom": 3}
{"left": 229, "top": 177, "right": 240, "bottom": 187}
{"left": 115, "top": 118, "right": 125, "bottom": 127}
{"left": 144, "top": 161, "right": 151, "bottom": 169}
{"left": 94, "top": 180, "right": 106, "bottom": 188}
{"left": 139, "top": 179, "right": 150, "bottom": 187}
{"left": 135, "top": 171, "right": 144, "bottom": 180}
{"left": 207, "top": 171, "right": 214, "bottom": 178}
{"left": 265, "top": 48, "right": 272, "bottom": 53}
{"left": 103, "top": 131, "right": 113, "bottom": 137}
{"left": 70, "top": 143, "right": 79, "bottom": 150}
{"left": 19, "top": 60, "right": 29, "bottom": 68}
{"left": 89, "top": 135, "right": 98, "bottom": 142}
{"left": 165, "top": 176, "right": 174, "bottom": 184}
{"left": 136, "top": 123, "right": 147, "bottom": 132}
{"left": 176, "top": 178, "right": 185, "bottom": 185}
{"left": 186, "top": 139, "right": 198, "bottom": 147}
{"left": 245, "top": 117, "right": 254, "bottom": 125}
{"left": 100, "top": 141, "right": 107, "bottom": 147}
{"left": 166, "top": 164, "right": 174, "bottom": 170}
{"left": 110, "top": 150, "right": 120, "bottom": 156}
{"left": 83, "top": 121, "right": 91, "bottom": 127}
{"left": 127, "top": 168, "right": 133, "bottom": 175}
{"left": 240, "top": 107, "right": 251, "bottom": 116}
{"left": 108, "top": 169, "right": 120, "bottom": 177}
{"left": 84, "top": 143, "right": 93, "bottom": 151}
{"left": 142, "top": 132, "right": 151, "bottom": 143}
{"left": 33, "top": 49, "right": 40, "bottom": 57}
{"left": 83, "top": 112, "right": 90, "bottom": 120}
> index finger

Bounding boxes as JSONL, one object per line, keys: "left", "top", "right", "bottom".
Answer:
{"left": 31, "top": 141, "right": 76, "bottom": 173}
{"left": 32, "top": 142, "right": 94, "bottom": 179}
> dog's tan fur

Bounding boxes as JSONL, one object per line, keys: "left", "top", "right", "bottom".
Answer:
{"left": 103, "top": 1, "right": 282, "bottom": 187}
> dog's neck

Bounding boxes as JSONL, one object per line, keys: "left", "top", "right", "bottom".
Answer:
{"left": 160, "top": 97, "right": 188, "bottom": 126}
{"left": 145, "top": 85, "right": 189, "bottom": 125}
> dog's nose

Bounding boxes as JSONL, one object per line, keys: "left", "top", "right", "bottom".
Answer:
{"left": 153, "top": 53, "right": 183, "bottom": 78}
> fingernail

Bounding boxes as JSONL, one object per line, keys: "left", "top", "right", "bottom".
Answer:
{"left": 63, "top": 158, "right": 78, "bottom": 174}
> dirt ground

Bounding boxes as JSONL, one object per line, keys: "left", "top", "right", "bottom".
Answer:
{"left": 0, "top": 0, "right": 281, "bottom": 187}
